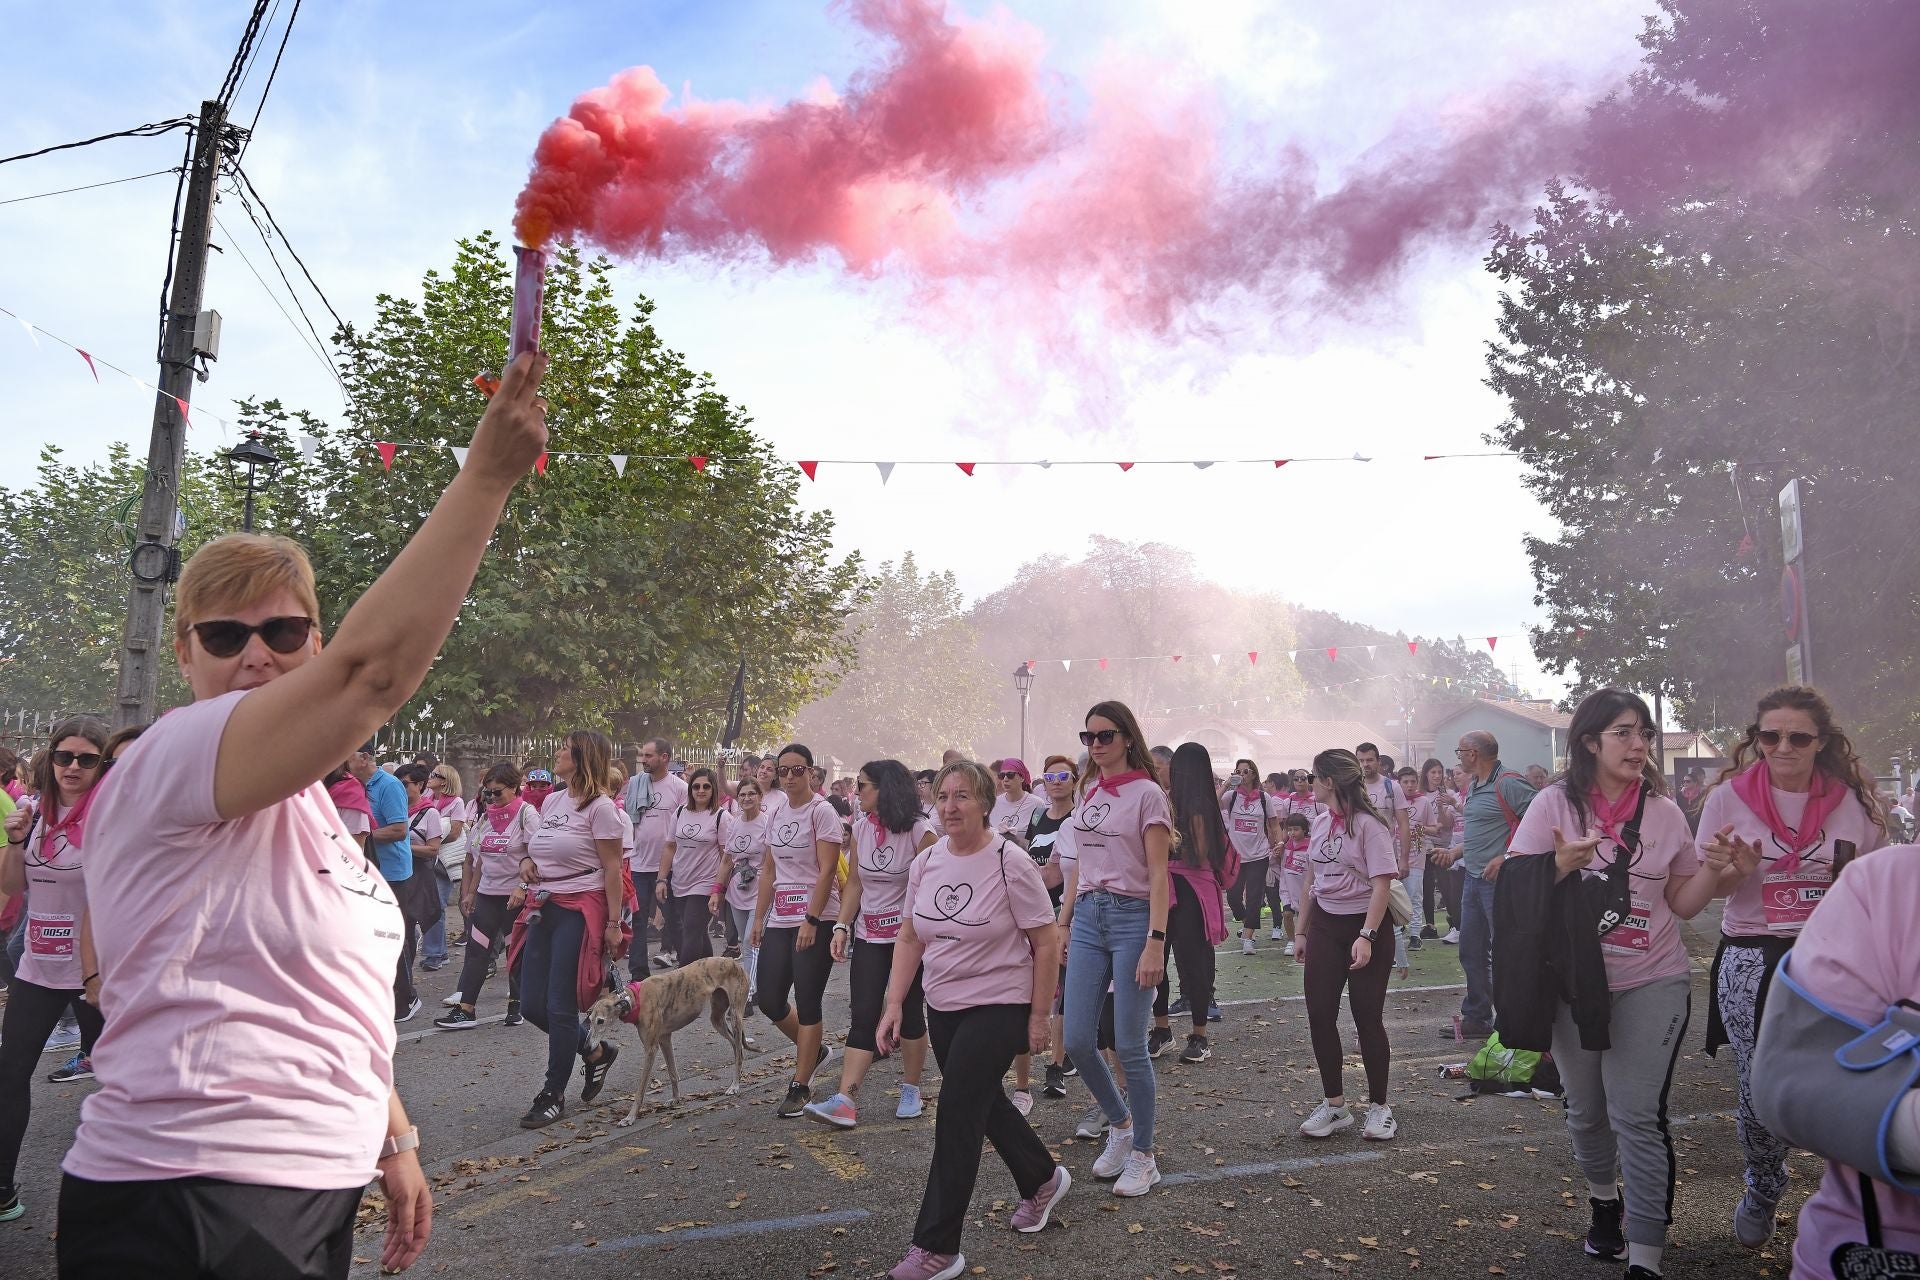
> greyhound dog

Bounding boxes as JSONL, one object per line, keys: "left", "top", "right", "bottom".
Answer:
{"left": 585, "top": 955, "right": 749, "bottom": 1127}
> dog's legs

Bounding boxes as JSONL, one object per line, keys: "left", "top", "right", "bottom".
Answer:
{"left": 618, "top": 1041, "right": 661, "bottom": 1127}
{"left": 660, "top": 1035, "right": 681, "bottom": 1106}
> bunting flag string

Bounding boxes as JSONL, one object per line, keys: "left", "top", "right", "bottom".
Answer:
{"left": 998, "top": 632, "right": 1533, "bottom": 675}
{"left": 1143, "top": 669, "right": 1528, "bottom": 717}
{"left": 3, "top": 303, "right": 236, "bottom": 435}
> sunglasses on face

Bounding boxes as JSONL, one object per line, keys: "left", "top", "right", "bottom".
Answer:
{"left": 190, "top": 615, "right": 314, "bottom": 659}
{"left": 1040, "top": 770, "right": 1073, "bottom": 783}
{"left": 480, "top": 788, "right": 505, "bottom": 802}
{"left": 777, "top": 765, "right": 810, "bottom": 778}
{"left": 1757, "top": 728, "right": 1819, "bottom": 750}
{"left": 998, "top": 771, "right": 1023, "bottom": 781}
{"left": 691, "top": 783, "right": 714, "bottom": 792}
{"left": 1078, "top": 729, "right": 1120, "bottom": 747}
{"left": 51, "top": 750, "right": 102, "bottom": 769}
{"left": 1601, "top": 726, "right": 1659, "bottom": 744}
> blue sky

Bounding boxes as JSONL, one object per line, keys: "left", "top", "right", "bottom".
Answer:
{"left": 3, "top": 1, "right": 1651, "bottom": 693}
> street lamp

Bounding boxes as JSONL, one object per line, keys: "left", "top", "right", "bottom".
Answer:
{"left": 1012, "top": 661, "right": 1035, "bottom": 765}
{"left": 224, "top": 431, "right": 282, "bottom": 532}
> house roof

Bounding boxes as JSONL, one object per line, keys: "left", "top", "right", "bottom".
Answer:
{"left": 1436, "top": 698, "right": 1573, "bottom": 732}
{"left": 1138, "top": 716, "right": 1397, "bottom": 769}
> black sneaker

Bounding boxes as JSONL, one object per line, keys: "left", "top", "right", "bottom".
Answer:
{"left": 1147, "top": 1026, "right": 1173, "bottom": 1059}
{"left": 723, "top": 944, "right": 742, "bottom": 959}
{"left": 1585, "top": 1197, "right": 1626, "bottom": 1260}
{"left": 503, "top": 999, "right": 523, "bottom": 1027}
{"left": 395, "top": 997, "right": 422, "bottom": 1024}
{"left": 1407, "top": 934, "right": 1424, "bottom": 952}
{"left": 519, "top": 1090, "right": 565, "bottom": 1129}
{"left": 777, "top": 1081, "right": 812, "bottom": 1118}
{"left": 1624, "top": 1269, "right": 1661, "bottom": 1280}
{"left": 0, "top": 1183, "right": 22, "bottom": 1223}
{"left": 1042, "top": 1064, "right": 1068, "bottom": 1098}
{"left": 1179, "top": 1034, "right": 1212, "bottom": 1064}
{"left": 1061, "top": 1055, "right": 1079, "bottom": 1078}
{"left": 1207, "top": 1002, "right": 1223, "bottom": 1023}
{"left": 434, "top": 1007, "right": 478, "bottom": 1031}
{"left": 1168, "top": 996, "right": 1190, "bottom": 1016}
{"left": 580, "top": 1042, "right": 620, "bottom": 1102}
{"left": 1419, "top": 924, "right": 1439, "bottom": 940}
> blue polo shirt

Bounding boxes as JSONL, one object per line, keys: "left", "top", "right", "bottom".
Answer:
{"left": 1461, "top": 759, "right": 1536, "bottom": 876}
{"left": 364, "top": 768, "right": 412, "bottom": 883}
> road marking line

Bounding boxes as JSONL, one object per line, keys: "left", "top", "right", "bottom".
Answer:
{"left": 547, "top": 1207, "right": 871, "bottom": 1255}
{"left": 797, "top": 1130, "right": 870, "bottom": 1180}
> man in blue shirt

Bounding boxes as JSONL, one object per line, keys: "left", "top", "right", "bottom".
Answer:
{"left": 352, "top": 743, "right": 420, "bottom": 1021}
{"left": 1430, "top": 730, "right": 1536, "bottom": 1038}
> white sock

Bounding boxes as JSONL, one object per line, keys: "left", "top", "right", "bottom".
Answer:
{"left": 1590, "top": 1180, "right": 1619, "bottom": 1202}
{"left": 1627, "top": 1243, "right": 1663, "bottom": 1274}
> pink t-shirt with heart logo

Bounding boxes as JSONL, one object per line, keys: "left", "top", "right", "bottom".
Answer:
{"left": 763, "top": 792, "right": 843, "bottom": 927}
{"left": 1069, "top": 776, "right": 1173, "bottom": 900}
{"left": 1697, "top": 781, "right": 1886, "bottom": 937}
{"left": 1305, "top": 808, "right": 1399, "bottom": 914}
{"left": 852, "top": 815, "right": 934, "bottom": 942}
{"left": 906, "top": 836, "right": 1057, "bottom": 1010}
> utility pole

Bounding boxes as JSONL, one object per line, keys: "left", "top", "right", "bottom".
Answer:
{"left": 112, "top": 99, "right": 227, "bottom": 729}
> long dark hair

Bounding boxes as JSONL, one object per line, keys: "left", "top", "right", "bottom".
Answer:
{"left": 38, "top": 715, "right": 110, "bottom": 817}
{"left": 1714, "top": 685, "right": 1887, "bottom": 834}
{"left": 1311, "top": 748, "right": 1384, "bottom": 828}
{"left": 860, "top": 758, "right": 921, "bottom": 833}
{"left": 1563, "top": 687, "right": 1667, "bottom": 833}
{"left": 684, "top": 766, "right": 721, "bottom": 813}
{"left": 1170, "top": 743, "right": 1230, "bottom": 875}
{"left": 1421, "top": 757, "right": 1447, "bottom": 793}
{"left": 1083, "top": 700, "right": 1156, "bottom": 790}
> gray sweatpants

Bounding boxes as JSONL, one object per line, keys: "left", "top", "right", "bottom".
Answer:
{"left": 1551, "top": 974, "right": 1692, "bottom": 1248}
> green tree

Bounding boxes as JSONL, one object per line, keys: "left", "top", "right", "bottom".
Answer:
{"left": 1484, "top": 0, "right": 1918, "bottom": 752}
{"left": 790, "top": 554, "right": 1001, "bottom": 765}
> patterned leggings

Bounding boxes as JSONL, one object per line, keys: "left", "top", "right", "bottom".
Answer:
{"left": 1715, "top": 944, "right": 1791, "bottom": 1206}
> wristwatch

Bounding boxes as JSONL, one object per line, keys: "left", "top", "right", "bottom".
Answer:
{"left": 378, "top": 1126, "right": 420, "bottom": 1160}
{"left": 832, "top": 923, "right": 852, "bottom": 936}
{"left": 1359, "top": 927, "right": 1378, "bottom": 942}
{"left": 1148, "top": 928, "right": 1167, "bottom": 941}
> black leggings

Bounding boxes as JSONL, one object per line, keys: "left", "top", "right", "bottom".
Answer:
{"left": 1226, "top": 857, "right": 1271, "bottom": 928}
{"left": 452, "top": 892, "right": 522, "bottom": 1014}
{"left": 912, "top": 1004, "right": 1054, "bottom": 1255}
{"left": 1303, "top": 901, "right": 1394, "bottom": 1105}
{"left": 58, "top": 1173, "right": 361, "bottom": 1279}
{"left": 1167, "top": 876, "right": 1215, "bottom": 1032}
{"left": 756, "top": 925, "right": 833, "bottom": 1025}
{"left": 672, "top": 894, "right": 714, "bottom": 964}
{"left": 0, "top": 977, "right": 104, "bottom": 1188}
{"left": 848, "top": 938, "right": 924, "bottom": 1053}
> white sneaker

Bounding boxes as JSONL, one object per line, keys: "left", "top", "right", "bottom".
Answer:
{"left": 1240, "top": 937, "right": 1256, "bottom": 955}
{"left": 1442, "top": 929, "right": 1459, "bottom": 945}
{"left": 1075, "top": 1105, "right": 1109, "bottom": 1139}
{"left": 1092, "top": 1124, "right": 1134, "bottom": 1178}
{"left": 1270, "top": 927, "right": 1284, "bottom": 940}
{"left": 1113, "top": 1149, "right": 1161, "bottom": 1197}
{"left": 1283, "top": 941, "right": 1295, "bottom": 957}
{"left": 1362, "top": 1104, "right": 1397, "bottom": 1141}
{"left": 1011, "top": 1089, "right": 1033, "bottom": 1117}
{"left": 1299, "top": 1102, "right": 1353, "bottom": 1139}
{"left": 441, "top": 991, "right": 464, "bottom": 1007}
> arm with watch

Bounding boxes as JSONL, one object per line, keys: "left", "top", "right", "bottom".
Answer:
{"left": 831, "top": 859, "right": 864, "bottom": 963}
{"left": 376, "top": 1091, "right": 431, "bottom": 1273}
{"left": 1136, "top": 823, "right": 1171, "bottom": 990}
{"left": 1351, "top": 875, "right": 1392, "bottom": 972}
{"left": 799, "top": 833, "right": 842, "bottom": 952}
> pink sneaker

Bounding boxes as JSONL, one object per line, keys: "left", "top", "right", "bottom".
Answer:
{"left": 888, "top": 1246, "right": 966, "bottom": 1280}
{"left": 1011, "top": 1165, "right": 1071, "bottom": 1232}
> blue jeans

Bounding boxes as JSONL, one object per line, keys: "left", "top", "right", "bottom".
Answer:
{"left": 1062, "top": 890, "right": 1157, "bottom": 1153}
{"left": 422, "top": 860, "right": 454, "bottom": 964}
{"left": 1459, "top": 872, "right": 1496, "bottom": 1027}
{"left": 520, "top": 901, "right": 590, "bottom": 1096}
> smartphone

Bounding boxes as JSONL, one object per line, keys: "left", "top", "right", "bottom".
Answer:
{"left": 508, "top": 245, "right": 547, "bottom": 364}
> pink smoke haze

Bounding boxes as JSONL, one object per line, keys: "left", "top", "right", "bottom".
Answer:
{"left": 514, "top": 0, "right": 1920, "bottom": 337}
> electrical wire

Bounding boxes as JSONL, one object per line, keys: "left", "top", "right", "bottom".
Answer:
{"left": 0, "top": 168, "right": 179, "bottom": 207}
{"left": 237, "top": 0, "right": 301, "bottom": 166}
{"left": 228, "top": 0, "right": 284, "bottom": 112}
{"left": 212, "top": 209, "right": 336, "bottom": 387}
{"left": 0, "top": 118, "right": 194, "bottom": 168}
{"left": 217, "top": 0, "right": 274, "bottom": 109}
{"left": 229, "top": 163, "right": 343, "bottom": 329}
{"left": 222, "top": 183, "right": 349, "bottom": 404}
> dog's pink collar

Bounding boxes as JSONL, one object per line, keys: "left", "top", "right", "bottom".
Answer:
{"left": 618, "top": 980, "right": 647, "bottom": 1025}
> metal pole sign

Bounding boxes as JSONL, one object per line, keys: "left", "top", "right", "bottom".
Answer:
{"left": 1779, "top": 479, "right": 1811, "bottom": 685}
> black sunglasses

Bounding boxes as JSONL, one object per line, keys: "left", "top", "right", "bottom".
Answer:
{"left": 777, "top": 764, "right": 810, "bottom": 778}
{"left": 1078, "top": 729, "right": 1120, "bottom": 746}
{"left": 1756, "top": 728, "right": 1818, "bottom": 750}
{"left": 480, "top": 787, "right": 506, "bottom": 802}
{"left": 998, "top": 771, "right": 1022, "bottom": 780}
{"left": 51, "top": 749, "right": 103, "bottom": 769}
{"left": 191, "top": 616, "right": 314, "bottom": 659}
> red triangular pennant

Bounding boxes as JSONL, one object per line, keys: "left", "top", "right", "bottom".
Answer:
{"left": 1326, "top": 647, "right": 1337, "bottom": 662}
{"left": 1247, "top": 651, "right": 1258, "bottom": 665}
{"left": 1272, "top": 459, "right": 1289, "bottom": 468}
{"left": 1117, "top": 462, "right": 1134, "bottom": 472}
{"left": 1407, "top": 641, "right": 1419, "bottom": 655}
{"left": 175, "top": 396, "right": 192, "bottom": 427}
{"left": 1575, "top": 628, "right": 1587, "bottom": 640}
{"left": 689, "top": 455, "right": 708, "bottom": 473}
{"left": 1098, "top": 658, "right": 1109, "bottom": 670}
{"left": 798, "top": 460, "right": 818, "bottom": 481}
{"left": 1487, "top": 636, "right": 1499, "bottom": 651}
{"left": 1736, "top": 531, "right": 1755, "bottom": 557}
{"left": 533, "top": 452, "right": 548, "bottom": 476}
{"left": 76, "top": 349, "right": 99, "bottom": 382}
{"left": 1172, "top": 654, "right": 1182, "bottom": 663}
{"left": 1423, "top": 454, "right": 1441, "bottom": 461}
{"left": 375, "top": 441, "right": 396, "bottom": 471}
{"left": 1025, "top": 660, "right": 1036, "bottom": 673}
{"left": 955, "top": 462, "right": 976, "bottom": 476}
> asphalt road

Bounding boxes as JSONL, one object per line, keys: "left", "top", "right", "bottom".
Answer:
{"left": 1, "top": 907, "right": 1818, "bottom": 1279}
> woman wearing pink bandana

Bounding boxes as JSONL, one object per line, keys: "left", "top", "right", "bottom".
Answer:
{"left": 1506, "top": 689, "right": 1726, "bottom": 1280}
{"left": 1697, "top": 686, "right": 1888, "bottom": 1250}
{"left": 436, "top": 762, "right": 540, "bottom": 1031}
{"left": 1, "top": 717, "right": 111, "bottom": 1222}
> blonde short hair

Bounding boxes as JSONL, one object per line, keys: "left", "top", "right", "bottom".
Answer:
{"left": 174, "top": 533, "right": 322, "bottom": 645}
{"left": 431, "top": 764, "right": 464, "bottom": 797}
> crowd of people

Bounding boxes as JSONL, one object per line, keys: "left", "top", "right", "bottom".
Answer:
{"left": 0, "top": 358, "right": 1913, "bottom": 1278}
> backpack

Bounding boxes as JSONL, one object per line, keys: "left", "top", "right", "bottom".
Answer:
{"left": 1484, "top": 772, "right": 1531, "bottom": 836}
{"left": 1466, "top": 1032, "right": 1543, "bottom": 1093}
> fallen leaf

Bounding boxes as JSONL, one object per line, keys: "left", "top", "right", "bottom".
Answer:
{"left": 1129, "top": 1222, "right": 1146, "bottom": 1234}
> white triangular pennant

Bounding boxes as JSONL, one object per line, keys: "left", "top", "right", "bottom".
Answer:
{"left": 1365, "top": 645, "right": 1377, "bottom": 659}
{"left": 1210, "top": 653, "right": 1221, "bottom": 665}
{"left": 1192, "top": 460, "right": 1214, "bottom": 469}
{"left": 16, "top": 317, "right": 37, "bottom": 347}
{"left": 299, "top": 435, "right": 319, "bottom": 462}
{"left": 1287, "top": 650, "right": 1298, "bottom": 662}
{"left": 876, "top": 461, "right": 895, "bottom": 485}
{"left": 1061, "top": 659, "right": 1071, "bottom": 673}
{"left": 609, "top": 454, "right": 627, "bottom": 477}
{"left": 450, "top": 446, "right": 469, "bottom": 469}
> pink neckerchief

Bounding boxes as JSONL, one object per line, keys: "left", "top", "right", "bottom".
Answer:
{"left": 1234, "top": 785, "right": 1261, "bottom": 803}
{"left": 1328, "top": 809, "right": 1348, "bottom": 836}
{"left": 44, "top": 787, "right": 97, "bottom": 852}
{"left": 1088, "top": 768, "right": 1150, "bottom": 798}
{"left": 408, "top": 795, "right": 434, "bottom": 819}
{"left": 484, "top": 797, "right": 528, "bottom": 833}
{"left": 1729, "top": 760, "right": 1845, "bottom": 872}
{"left": 1587, "top": 781, "right": 1642, "bottom": 847}
{"left": 864, "top": 810, "right": 890, "bottom": 843}
{"left": 327, "top": 774, "right": 372, "bottom": 821}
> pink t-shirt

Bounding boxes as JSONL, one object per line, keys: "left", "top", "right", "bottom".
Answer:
{"left": 1070, "top": 775, "right": 1173, "bottom": 900}
{"left": 1286, "top": 793, "right": 1326, "bottom": 822}
{"left": 529, "top": 791, "right": 624, "bottom": 895}
{"left": 906, "top": 836, "right": 1056, "bottom": 1010}
{"left": 852, "top": 814, "right": 934, "bottom": 942}
{"left": 1223, "top": 788, "right": 1278, "bottom": 863}
{"left": 991, "top": 790, "right": 1043, "bottom": 840}
{"left": 723, "top": 810, "right": 770, "bottom": 913}
{"left": 667, "top": 805, "right": 727, "bottom": 897}
{"left": 1508, "top": 784, "right": 1700, "bottom": 991}
{"left": 625, "top": 772, "right": 688, "bottom": 873}
{"left": 1365, "top": 775, "right": 1408, "bottom": 853}
{"left": 12, "top": 797, "right": 91, "bottom": 990}
{"left": 764, "top": 792, "right": 843, "bottom": 927}
{"left": 1698, "top": 781, "right": 1886, "bottom": 937}
{"left": 1788, "top": 845, "right": 1920, "bottom": 1273}
{"left": 66, "top": 689, "right": 401, "bottom": 1189}
{"left": 1305, "top": 808, "right": 1398, "bottom": 914}
{"left": 407, "top": 803, "right": 445, "bottom": 862}
{"left": 472, "top": 801, "right": 539, "bottom": 896}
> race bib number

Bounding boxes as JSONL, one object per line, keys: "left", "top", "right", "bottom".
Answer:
{"left": 27, "top": 912, "right": 76, "bottom": 958}
{"left": 478, "top": 831, "right": 512, "bottom": 856}
{"left": 771, "top": 885, "right": 811, "bottom": 925}
{"left": 1762, "top": 867, "right": 1830, "bottom": 934}
{"left": 1599, "top": 894, "right": 1653, "bottom": 952}
{"left": 1233, "top": 815, "right": 1259, "bottom": 834}
{"left": 861, "top": 910, "right": 902, "bottom": 941}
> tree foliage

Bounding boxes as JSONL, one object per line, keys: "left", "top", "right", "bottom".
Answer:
{"left": 1485, "top": 0, "right": 1919, "bottom": 753}
{"left": 0, "top": 236, "right": 866, "bottom": 745}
